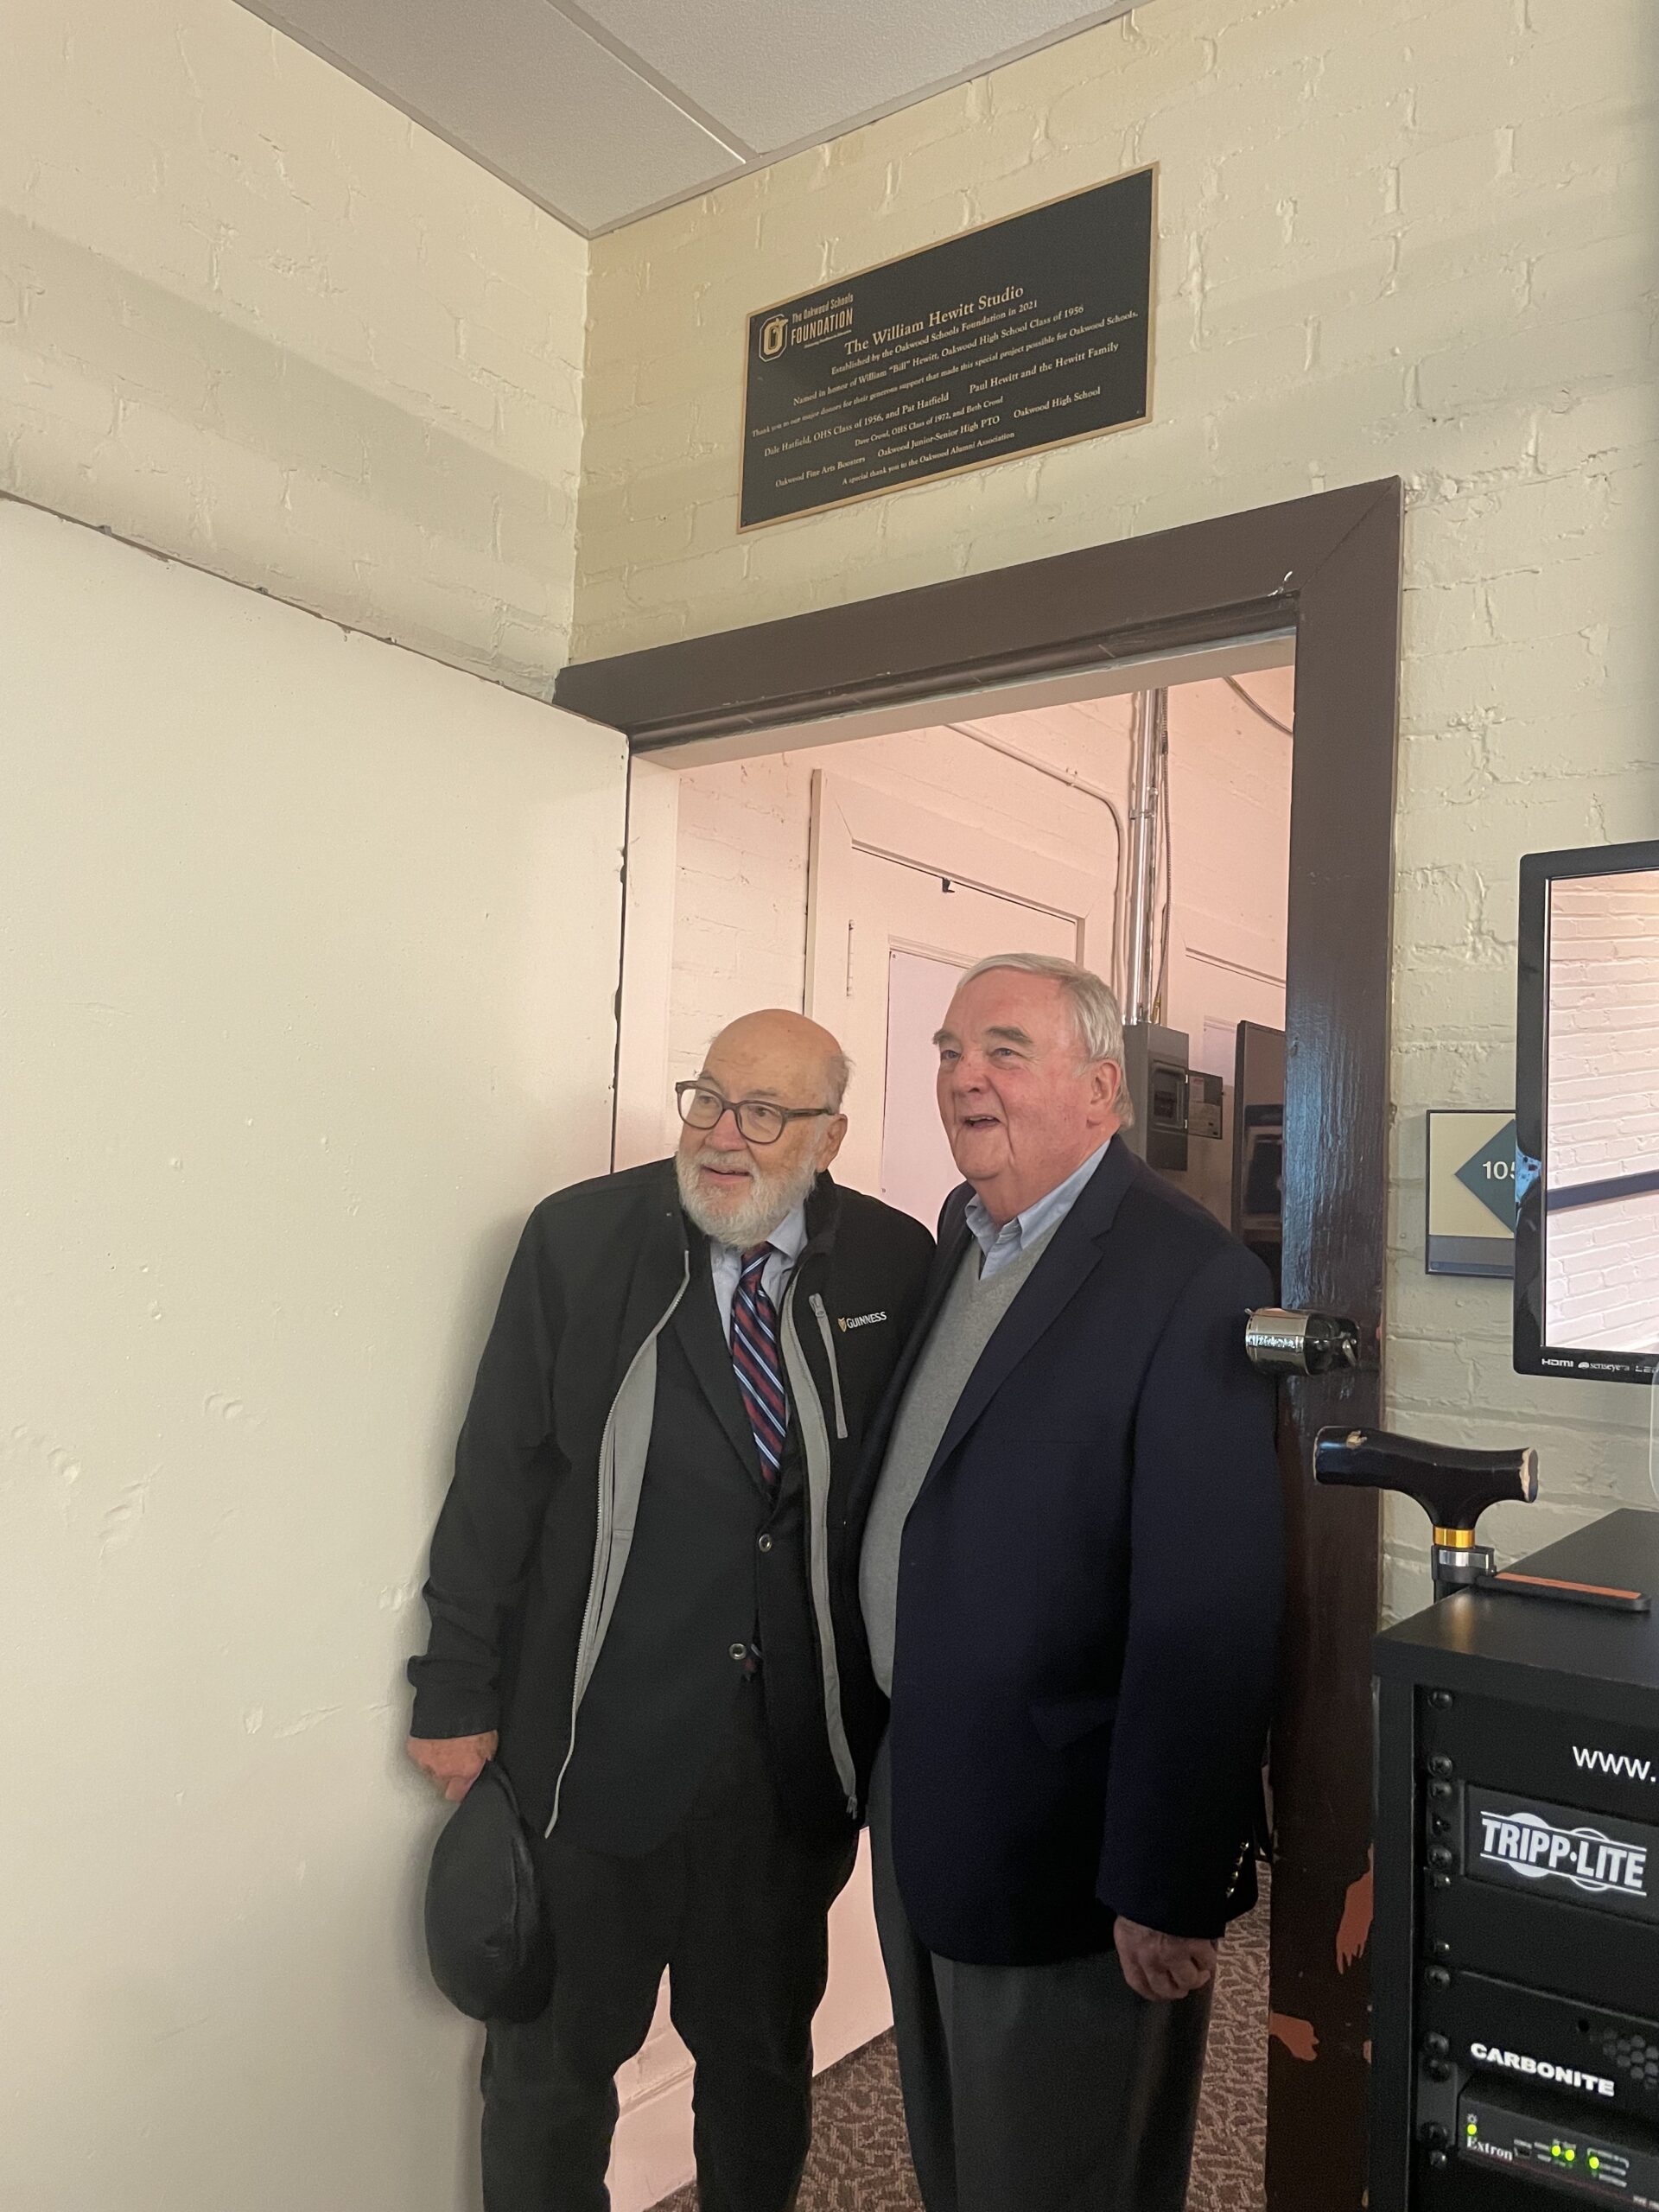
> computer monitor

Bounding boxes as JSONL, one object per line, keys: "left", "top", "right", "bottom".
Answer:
{"left": 1515, "top": 838, "right": 1659, "bottom": 1382}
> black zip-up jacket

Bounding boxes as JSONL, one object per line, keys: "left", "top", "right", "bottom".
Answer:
{"left": 408, "top": 1159, "right": 933, "bottom": 1836}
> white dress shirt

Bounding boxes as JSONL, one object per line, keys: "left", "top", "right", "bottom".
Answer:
{"left": 708, "top": 1200, "right": 809, "bottom": 1342}
{"left": 964, "top": 1138, "right": 1114, "bottom": 1281}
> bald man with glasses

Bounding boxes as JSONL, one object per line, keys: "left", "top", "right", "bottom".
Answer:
{"left": 407, "top": 1010, "right": 933, "bottom": 2212}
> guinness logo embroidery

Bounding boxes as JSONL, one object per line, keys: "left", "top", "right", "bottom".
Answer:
{"left": 836, "top": 1311, "right": 888, "bottom": 1332}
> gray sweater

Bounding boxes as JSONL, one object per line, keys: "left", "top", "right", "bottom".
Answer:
{"left": 859, "top": 1225, "right": 1058, "bottom": 1696}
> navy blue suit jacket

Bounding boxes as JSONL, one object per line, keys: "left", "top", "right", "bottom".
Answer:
{"left": 856, "top": 1137, "right": 1284, "bottom": 1966}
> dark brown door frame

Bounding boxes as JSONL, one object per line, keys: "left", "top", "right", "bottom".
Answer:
{"left": 557, "top": 477, "right": 1403, "bottom": 2212}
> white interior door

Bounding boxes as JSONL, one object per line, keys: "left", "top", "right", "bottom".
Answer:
{"left": 882, "top": 949, "right": 970, "bottom": 1227}
{"left": 808, "top": 772, "right": 1098, "bottom": 1208}
{"left": 0, "top": 502, "right": 630, "bottom": 2212}
{"left": 864, "top": 882, "right": 1076, "bottom": 1225}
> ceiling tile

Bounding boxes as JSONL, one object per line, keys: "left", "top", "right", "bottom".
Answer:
{"left": 248, "top": 0, "right": 745, "bottom": 233}
{"left": 570, "top": 0, "right": 1132, "bottom": 154}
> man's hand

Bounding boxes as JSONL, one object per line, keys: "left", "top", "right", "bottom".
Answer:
{"left": 406, "top": 1731, "right": 499, "bottom": 1803}
{"left": 1113, "top": 1916, "right": 1217, "bottom": 2002}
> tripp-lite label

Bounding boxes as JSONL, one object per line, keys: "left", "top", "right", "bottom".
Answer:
{"left": 1482, "top": 1814, "right": 1645, "bottom": 1894}
{"left": 1466, "top": 1787, "right": 1659, "bottom": 1924}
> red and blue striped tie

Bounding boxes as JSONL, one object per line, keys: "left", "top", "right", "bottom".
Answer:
{"left": 732, "top": 1247, "right": 788, "bottom": 1487}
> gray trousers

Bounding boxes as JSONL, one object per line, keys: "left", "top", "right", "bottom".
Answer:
{"left": 869, "top": 1740, "right": 1212, "bottom": 2212}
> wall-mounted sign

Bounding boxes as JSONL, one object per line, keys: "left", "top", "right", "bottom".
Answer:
{"left": 1427, "top": 1109, "right": 1518, "bottom": 1277}
{"left": 740, "top": 166, "right": 1155, "bottom": 530}
{"left": 1189, "top": 1071, "right": 1225, "bottom": 1141}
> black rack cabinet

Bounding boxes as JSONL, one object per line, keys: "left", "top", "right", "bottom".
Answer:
{"left": 1373, "top": 1510, "right": 1659, "bottom": 2210}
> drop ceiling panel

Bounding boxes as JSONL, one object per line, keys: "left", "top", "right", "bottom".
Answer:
{"left": 575, "top": 0, "right": 1135, "bottom": 154}
{"left": 247, "top": 0, "right": 746, "bottom": 234}
{"left": 238, "top": 0, "right": 1149, "bottom": 235}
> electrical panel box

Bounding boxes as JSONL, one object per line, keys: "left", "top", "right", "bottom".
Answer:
{"left": 1188, "top": 1071, "right": 1224, "bottom": 1141}
{"left": 1122, "top": 1021, "right": 1190, "bottom": 1173}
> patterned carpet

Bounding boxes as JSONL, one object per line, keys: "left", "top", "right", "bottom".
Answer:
{"left": 1186, "top": 1885, "right": 1270, "bottom": 2212}
{"left": 652, "top": 1886, "right": 1268, "bottom": 2212}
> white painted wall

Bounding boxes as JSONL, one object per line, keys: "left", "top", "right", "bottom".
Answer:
{"left": 658, "top": 700, "right": 1134, "bottom": 1147}
{"left": 1162, "top": 676, "right": 1291, "bottom": 1050}
{"left": 0, "top": 499, "right": 626, "bottom": 2212}
{"left": 3, "top": 0, "right": 587, "bottom": 692}
{"left": 650, "top": 675, "right": 1290, "bottom": 1163}
{"left": 577, "top": 0, "right": 1659, "bottom": 1608}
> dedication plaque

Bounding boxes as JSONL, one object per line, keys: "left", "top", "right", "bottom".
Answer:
{"left": 741, "top": 166, "right": 1154, "bottom": 529}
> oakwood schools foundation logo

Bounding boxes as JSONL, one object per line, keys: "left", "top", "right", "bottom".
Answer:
{"left": 1478, "top": 1808, "right": 1649, "bottom": 1897}
{"left": 759, "top": 315, "right": 787, "bottom": 360}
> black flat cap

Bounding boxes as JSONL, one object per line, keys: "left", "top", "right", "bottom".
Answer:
{"left": 423, "top": 1761, "right": 555, "bottom": 2023}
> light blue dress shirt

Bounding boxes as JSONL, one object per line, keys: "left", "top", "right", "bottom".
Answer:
{"left": 707, "top": 1200, "right": 808, "bottom": 1342}
{"left": 964, "top": 1139, "right": 1114, "bottom": 1281}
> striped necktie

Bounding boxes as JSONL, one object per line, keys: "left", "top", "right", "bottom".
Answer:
{"left": 731, "top": 1246, "right": 788, "bottom": 1487}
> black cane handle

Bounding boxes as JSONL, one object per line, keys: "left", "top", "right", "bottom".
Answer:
{"left": 1313, "top": 1425, "right": 1539, "bottom": 1535}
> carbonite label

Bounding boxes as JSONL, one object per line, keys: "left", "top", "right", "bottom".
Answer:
{"left": 1466, "top": 1787, "right": 1659, "bottom": 1924}
{"left": 1467, "top": 2044, "right": 1616, "bottom": 2098}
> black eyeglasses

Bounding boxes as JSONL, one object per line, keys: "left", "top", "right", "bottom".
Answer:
{"left": 675, "top": 1081, "right": 836, "bottom": 1147}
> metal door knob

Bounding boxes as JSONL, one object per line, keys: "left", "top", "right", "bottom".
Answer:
{"left": 1243, "top": 1308, "right": 1362, "bottom": 1376}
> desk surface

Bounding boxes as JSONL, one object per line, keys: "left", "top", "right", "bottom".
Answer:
{"left": 1376, "top": 1508, "right": 1659, "bottom": 1704}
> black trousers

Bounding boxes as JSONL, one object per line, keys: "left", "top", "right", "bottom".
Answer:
{"left": 481, "top": 1682, "right": 857, "bottom": 2212}
{"left": 870, "top": 1738, "right": 1212, "bottom": 2212}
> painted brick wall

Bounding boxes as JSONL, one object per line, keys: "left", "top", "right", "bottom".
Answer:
{"left": 578, "top": 0, "right": 1659, "bottom": 1613}
{"left": 673, "top": 749, "right": 816, "bottom": 1080}
{"left": 3, "top": 0, "right": 586, "bottom": 691}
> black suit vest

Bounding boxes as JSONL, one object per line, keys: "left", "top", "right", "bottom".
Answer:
{"left": 552, "top": 1255, "right": 842, "bottom": 1856}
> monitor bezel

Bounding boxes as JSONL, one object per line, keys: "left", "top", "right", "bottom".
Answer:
{"left": 1515, "top": 836, "right": 1659, "bottom": 1384}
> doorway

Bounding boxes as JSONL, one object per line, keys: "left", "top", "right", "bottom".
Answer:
{"left": 561, "top": 479, "right": 1402, "bottom": 2212}
{"left": 607, "top": 652, "right": 1298, "bottom": 2210}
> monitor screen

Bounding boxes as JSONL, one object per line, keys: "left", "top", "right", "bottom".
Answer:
{"left": 1516, "top": 839, "right": 1659, "bottom": 1382}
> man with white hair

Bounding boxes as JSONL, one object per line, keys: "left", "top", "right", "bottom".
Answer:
{"left": 407, "top": 1009, "right": 933, "bottom": 2212}
{"left": 856, "top": 954, "right": 1283, "bottom": 2212}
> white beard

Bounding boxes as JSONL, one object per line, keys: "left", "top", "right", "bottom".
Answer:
{"left": 676, "top": 1147, "right": 819, "bottom": 1249}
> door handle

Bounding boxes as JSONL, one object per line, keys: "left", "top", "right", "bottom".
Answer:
{"left": 1313, "top": 1426, "right": 1536, "bottom": 1532}
{"left": 1313, "top": 1425, "right": 1538, "bottom": 1599}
